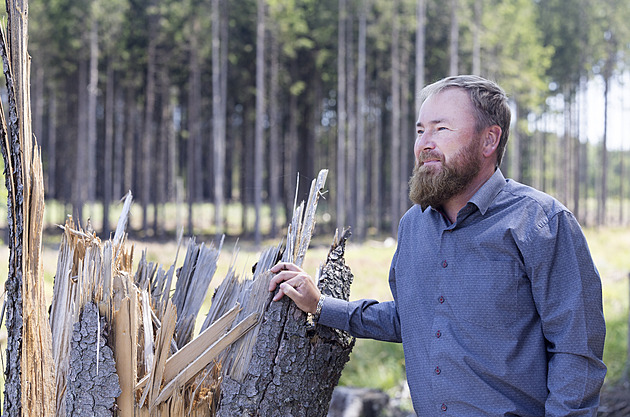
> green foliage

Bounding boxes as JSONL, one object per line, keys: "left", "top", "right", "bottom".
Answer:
{"left": 482, "top": 0, "right": 553, "bottom": 109}
{"left": 339, "top": 339, "right": 406, "bottom": 392}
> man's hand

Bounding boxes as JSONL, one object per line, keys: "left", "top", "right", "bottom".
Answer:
{"left": 268, "top": 262, "right": 321, "bottom": 314}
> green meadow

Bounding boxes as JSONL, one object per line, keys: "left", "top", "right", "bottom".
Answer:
{"left": 0, "top": 212, "right": 627, "bottom": 405}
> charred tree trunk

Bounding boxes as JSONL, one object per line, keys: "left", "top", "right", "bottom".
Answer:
{"left": 0, "top": 1, "right": 56, "bottom": 415}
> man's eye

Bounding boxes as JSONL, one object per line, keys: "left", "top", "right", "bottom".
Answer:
{"left": 437, "top": 126, "right": 448, "bottom": 131}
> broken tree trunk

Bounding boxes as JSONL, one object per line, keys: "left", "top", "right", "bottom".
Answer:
{"left": 46, "top": 169, "right": 356, "bottom": 416}
{"left": 217, "top": 228, "right": 355, "bottom": 417}
{"left": 0, "top": 0, "right": 56, "bottom": 415}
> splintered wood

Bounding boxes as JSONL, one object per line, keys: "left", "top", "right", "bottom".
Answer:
{"left": 48, "top": 169, "right": 353, "bottom": 416}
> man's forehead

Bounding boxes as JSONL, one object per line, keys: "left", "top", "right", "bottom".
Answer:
{"left": 417, "top": 89, "right": 472, "bottom": 121}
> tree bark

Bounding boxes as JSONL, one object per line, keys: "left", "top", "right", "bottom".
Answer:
{"left": 65, "top": 302, "right": 121, "bottom": 416}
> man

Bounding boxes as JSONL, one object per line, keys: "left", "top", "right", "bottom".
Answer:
{"left": 269, "top": 75, "right": 606, "bottom": 416}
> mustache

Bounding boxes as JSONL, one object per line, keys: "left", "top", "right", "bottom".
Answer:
{"left": 418, "top": 150, "right": 444, "bottom": 165}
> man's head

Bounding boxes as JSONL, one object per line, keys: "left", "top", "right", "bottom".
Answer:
{"left": 418, "top": 75, "right": 511, "bottom": 168}
{"left": 409, "top": 75, "right": 510, "bottom": 210}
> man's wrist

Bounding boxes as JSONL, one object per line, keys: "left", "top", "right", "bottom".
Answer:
{"left": 313, "top": 294, "right": 326, "bottom": 321}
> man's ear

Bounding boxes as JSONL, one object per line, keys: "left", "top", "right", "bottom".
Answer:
{"left": 482, "top": 125, "right": 501, "bottom": 158}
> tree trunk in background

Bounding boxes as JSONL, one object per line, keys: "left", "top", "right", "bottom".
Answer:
{"left": 336, "top": 0, "right": 347, "bottom": 232}
{"left": 87, "top": 18, "right": 98, "bottom": 202}
{"left": 449, "top": 0, "right": 459, "bottom": 76}
{"left": 510, "top": 100, "right": 521, "bottom": 182}
{"left": 212, "top": 0, "right": 227, "bottom": 239}
{"left": 599, "top": 71, "right": 610, "bottom": 226}
{"left": 472, "top": 0, "right": 481, "bottom": 75}
{"left": 254, "top": 0, "right": 265, "bottom": 247}
{"left": 103, "top": 59, "right": 114, "bottom": 237}
{"left": 142, "top": 9, "right": 158, "bottom": 235}
{"left": 573, "top": 82, "right": 582, "bottom": 224}
{"left": 399, "top": 30, "right": 411, "bottom": 220}
{"left": 390, "top": 0, "right": 400, "bottom": 237}
{"left": 74, "top": 56, "right": 88, "bottom": 223}
{"left": 188, "top": 18, "right": 202, "bottom": 236}
{"left": 0, "top": 1, "right": 56, "bottom": 414}
{"left": 269, "top": 28, "right": 281, "bottom": 238}
{"left": 370, "top": 93, "right": 383, "bottom": 233}
{"left": 415, "top": 0, "right": 426, "bottom": 113}
{"left": 155, "top": 62, "right": 171, "bottom": 238}
{"left": 346, "top": 8, "right": 357, "bottom": 232}
{"left": 356, "top": 0, "right": 367, "bottom": 240}
{"left": 47, "top": 88, "right": 57, "bottom": 198}
{"left": 284, "top": 76, "right": 298, "bottom": 224}
{"left": 124, "top": 87, "right": 135, "bottom": 196}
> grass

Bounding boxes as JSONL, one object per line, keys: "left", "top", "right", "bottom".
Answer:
{"left": 0, "top": 204, "right": 627, "bottom": 405}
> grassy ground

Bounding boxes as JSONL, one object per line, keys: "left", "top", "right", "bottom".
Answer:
{"left": 0, "top": 215, "right": 627, "bottom": 404}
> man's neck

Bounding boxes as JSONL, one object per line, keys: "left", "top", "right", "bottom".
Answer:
{"left": 441, "top": 168, "right": 495, "bottom": 223}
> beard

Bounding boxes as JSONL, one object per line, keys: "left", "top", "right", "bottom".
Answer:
{"left": 408, "top": 137, "right": 482, "bottom": 210}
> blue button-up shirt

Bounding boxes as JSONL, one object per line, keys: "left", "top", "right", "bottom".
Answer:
{"left": 320, "top": 169, "right": 606, "bottom": 416}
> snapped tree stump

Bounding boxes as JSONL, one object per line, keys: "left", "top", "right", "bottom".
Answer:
{"left": 41, "top": 169, "right": 358, "bottom": 416}
{"left": 217, "top": 228, "right": 355, "bottom": 417}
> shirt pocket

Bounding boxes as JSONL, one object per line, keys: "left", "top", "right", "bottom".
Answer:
{"left": 448, "top": 260, "right": 520, "bottom": 329}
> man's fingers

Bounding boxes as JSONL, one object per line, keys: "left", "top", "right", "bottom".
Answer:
{"left": 279, "top": 282, "right": 300, "bottom": 300}
{"left": 268, "top": 270, "right": 296, "bottom": 291}
{"left": 269, "top": 262, "right": 303, "bottom": 273}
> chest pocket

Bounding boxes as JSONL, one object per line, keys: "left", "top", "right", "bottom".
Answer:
{"left": 447, "top": 260, "right": 522, "bottom": 329}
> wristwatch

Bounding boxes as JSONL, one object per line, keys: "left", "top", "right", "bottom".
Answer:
{"left": 313, "top": 294, "right": 326, "bottom": 322}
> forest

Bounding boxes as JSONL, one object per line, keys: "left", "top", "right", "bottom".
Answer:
{"left": 10, "top": 0, "right": 630, "bottom": 244}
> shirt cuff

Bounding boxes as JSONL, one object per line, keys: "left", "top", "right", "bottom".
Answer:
{"left": 317, "top": 296, "right": 350, "bottom": 332}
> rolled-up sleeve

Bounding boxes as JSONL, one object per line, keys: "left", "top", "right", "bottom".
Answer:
{"left": 525, "top": 210, "right": 607, "bottom": 415}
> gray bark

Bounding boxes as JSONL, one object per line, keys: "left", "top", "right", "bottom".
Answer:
{"left": 65, "top": 302, "right": 121, "bottom": 417}
{"left": 0, "top": 19, "right": 25, "bottom": 416}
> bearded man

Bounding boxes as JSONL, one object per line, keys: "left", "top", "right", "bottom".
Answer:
{"left": 269, "top": 75, "right": 606, "bottom": 416}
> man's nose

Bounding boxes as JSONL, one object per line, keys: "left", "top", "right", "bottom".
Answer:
{"left": 414, "top": 132, "right": 435, "bottom": 161}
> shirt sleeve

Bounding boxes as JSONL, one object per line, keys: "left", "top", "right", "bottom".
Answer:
{"left": 525, "top": 210, "right": 607, "bottom": 415}
{"left": 317, "top": 247, "right": 402, "bottom": 343}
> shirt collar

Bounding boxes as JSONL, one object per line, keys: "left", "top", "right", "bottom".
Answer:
{"left": 468, "top": 168, "right": 507, "bottom": 215}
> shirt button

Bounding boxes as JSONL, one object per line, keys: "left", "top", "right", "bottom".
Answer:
{"left": 438, "top": 296, "right": 445, "bottom": 304}
{"left": 435, "top": 366, "right": 441, "bottom": 375}
{"left": 436, "top": 330, "right": 442, "bottom": 338}
{"left": 442, "top": 260, "right": 448, "bottom": 268}
{"left": 441, "top": 403, "right": 447, "bottom": 412}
